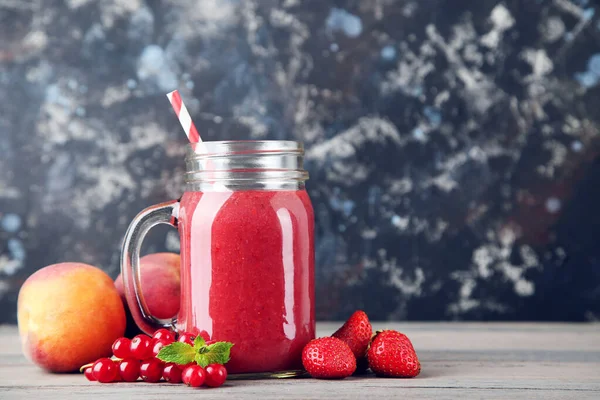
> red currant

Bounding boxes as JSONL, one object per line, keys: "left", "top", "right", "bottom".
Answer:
{"left": 152, "top": 328, "right": 175, "bottom": 343}
{"left": 112, "top": 337, "right": 131, "bottom": 359}
{"left": 118, "top": 358, "right": 140, "bottom": 382}
{"left": 92, "top": 358, "right": 117, "bottom": 383}
{"left": 162, "top": 363, "right": 183, "bottom": 383}
{"left": 205, "top": 364, "right": 227, "bottom": 388}
{"left": 179, "top": 362, "right": 195, "bottom": 373}
{"left": 130, "top": 335, "right": 153, "bottom": 360}
{"left": 181, "top": 365, "right": 197, "bottom": 385}
{"left": 185, "top": 365, "right": 206, "bottom": 388}
{"left": 177, "top": 332, "right": 196, "bottom": 346}
{"left": 84, "top": 367, "right": 96, "bottom": 381}
{"left": 151, "top": 339, "right": 170, "bottom": 357}
{"left": 140, "top": 358, "right": 164, "bottom": 383}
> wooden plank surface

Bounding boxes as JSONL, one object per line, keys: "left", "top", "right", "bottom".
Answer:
{"left": 1, "top": 323, "right": 599, "bottom": 399}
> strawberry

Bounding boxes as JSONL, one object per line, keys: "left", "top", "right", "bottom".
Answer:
{"left": 302, "top": 337, "right": 356, "bottom": 379}
{"left": 332, "top": 310, "right": 372, "bottom": 360}
{"left": 367, "top": 330, "right": 420, "bottom": 378}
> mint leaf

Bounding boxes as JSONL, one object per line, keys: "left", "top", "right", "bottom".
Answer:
{"left": 193, "top": 335, "right": 205, "bottom": 349}
{"left": 204, "top": 342, "right": 234, "bottom": 365}
{"left": 156, "top": 342, "right": 196, "bottom": 365}
{"left": 193, "top": 341, "right": 233, "bottom": 367}
{"left": 195, "top": 353, "right": 209, "bottom": 368}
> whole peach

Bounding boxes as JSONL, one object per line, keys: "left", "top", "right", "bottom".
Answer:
{"left": 115, "top": 252, "right": 180, "bottom": 321}
{"left": 17, "top": 262, "right": 126, "bottom": 373}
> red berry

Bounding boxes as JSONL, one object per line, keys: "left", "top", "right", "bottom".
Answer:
{"left": 178, "top": 362, "right": 195, "bottom": 374}
{"left": 367, "top": 330, "right": 421, "bottom": 378}
{"left": 92, "top": 358, "right": 118, "bottom": 383}
{"left": 302, "top": 337, "right": 356, "bottom": 379}
{"left": 332, "top": 310, "right": 372, "bottom": 359}
{"left": 130, "top": 335, "right": 153, "bottom": 360}
{"left": 162, "top": 363, "right": 183, "bottom": 383}
{"left": 112, "top": 337, "right": 131, "bottom": 359}
{"left": 140, "top": 358, "right": 164, "bottom": 383}
{"left": 181, "top": 365, "right": 198, "bottom": 385}
{"left": 177, "top": 332, "right": 196, "bottom": 346}
{"left": 185, "top": 365, "right": 206, "bottom": 388}
{"left": 151, "top": 339, "right": 170, "bottom": 357}
{"left": 205, "top": 364, "right": 227, "bottom": 388}
{"left": 118, "top": 358, "right": 140, "bottom": 382}
{"left": 152, "top": 329, "right": 175, "bottom": 343}
{"left": 84, "top": 367, "right": 96, "bottom": 381}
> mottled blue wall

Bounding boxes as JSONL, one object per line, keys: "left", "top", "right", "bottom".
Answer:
{"left": 1, "top": 0, "right": 599, "bottom": 322}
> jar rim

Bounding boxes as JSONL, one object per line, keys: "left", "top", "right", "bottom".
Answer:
{"left": 183, "top": 140, "right": 308, "bottom": 191}
{"left": 186, "top": 140, "right": 304, "bottom": 157}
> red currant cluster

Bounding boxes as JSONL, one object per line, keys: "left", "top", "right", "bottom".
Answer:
{"left": 84, "top": 329, "right": 227, "bottom": 388}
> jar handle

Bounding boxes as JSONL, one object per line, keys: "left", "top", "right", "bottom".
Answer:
{"left": 120, "top": 200, "right": 179, "bottom": 335}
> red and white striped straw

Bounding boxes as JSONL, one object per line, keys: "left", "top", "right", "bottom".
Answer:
{"left": 166, "top": 90, "right": 229, "bottom": 192}
{"left": 166, "top": 90, "right": 200, "bottom": 144}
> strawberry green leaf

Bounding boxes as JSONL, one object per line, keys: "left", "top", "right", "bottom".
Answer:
{"left": 156, "top": 342, "right": 196, "bottom": 365}
{"left": 193, "top": 335, "right": 206, "bottom": 349}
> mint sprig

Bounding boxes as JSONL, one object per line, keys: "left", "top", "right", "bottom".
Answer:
{"left": 157, "top": 335, "right": 234, "bottom": 367}
{"left": 156, "top": 342, "right": 197, "bottom": 365}
{"left": 195, "top": 342, "right": 234, "bottom": 367}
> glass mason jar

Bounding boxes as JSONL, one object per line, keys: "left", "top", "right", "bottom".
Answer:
{"left": 121, "top": 141, "right": 315, "bottom": 374}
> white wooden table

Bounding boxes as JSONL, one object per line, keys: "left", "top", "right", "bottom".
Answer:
{"left": 1, "top": 323, "right": 599, "bottom": 399}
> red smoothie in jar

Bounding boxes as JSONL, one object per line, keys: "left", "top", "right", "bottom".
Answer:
{"left": 177, "top": 189, "right": 315, "bottom": 373}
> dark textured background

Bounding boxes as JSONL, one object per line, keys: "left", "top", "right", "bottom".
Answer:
{"left": 1, "top": 0, "right": 600, "bottom": 323}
